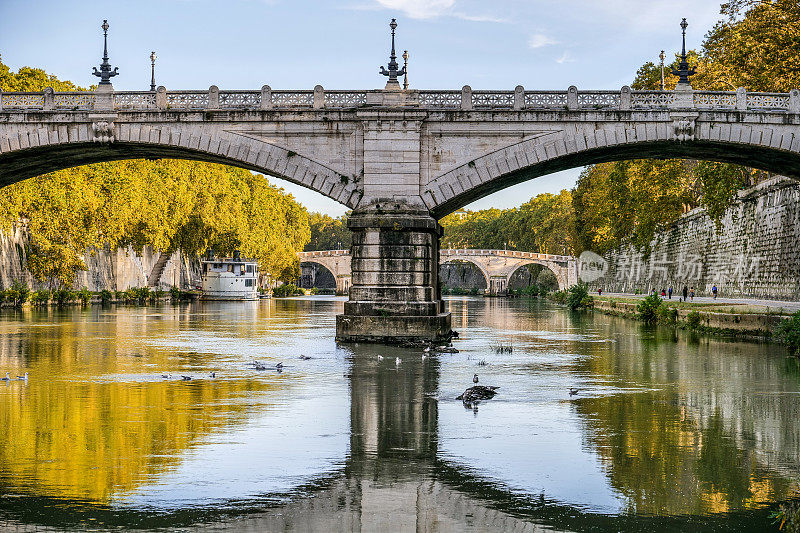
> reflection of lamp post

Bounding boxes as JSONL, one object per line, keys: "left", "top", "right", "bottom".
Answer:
{"left": 402, "top": 50, "right": 409, "bottom": 90}
{"left": 659, "top": 50, "right": 665, "bottom": 90}
{"left": 150, "top": 51, "right": 157, "bottom": 91}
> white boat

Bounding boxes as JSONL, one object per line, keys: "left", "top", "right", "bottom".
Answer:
{"left": 201, "top": 252, "right": 259, "bottom": 301}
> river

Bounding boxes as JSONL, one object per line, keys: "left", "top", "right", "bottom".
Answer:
{"left": 0, "top": 296, "right": 797, "bottom": 532}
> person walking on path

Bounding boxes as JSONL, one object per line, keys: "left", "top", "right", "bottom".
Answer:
{"left": 682, "top": 286, "right": 688, "bottom": 302}
{"left": 690, "top": 287, "right": 695, "bottom": 302}
{"left": 712, "top": 285, "right": 718, "bottom": 299}
{"left": 668, "top": 287, "right": 673, "bottom": 299}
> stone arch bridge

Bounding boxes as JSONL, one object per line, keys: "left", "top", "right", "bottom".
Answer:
{"left": 299, "top": 249, "right": 577, "bottom": 295}
{"left": 2, "top": 82, "right": 799, "bottom": 342}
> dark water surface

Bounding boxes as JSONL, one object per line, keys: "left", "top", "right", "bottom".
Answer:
{"left": 0, "top": 296, "right": 797, "bottom": 531}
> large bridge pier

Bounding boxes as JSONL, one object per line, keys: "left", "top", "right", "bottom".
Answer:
{"left": 336, "top": 205, "right": 451, "bottom": 344}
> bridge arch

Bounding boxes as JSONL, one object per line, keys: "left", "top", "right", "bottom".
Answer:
{"left": 439, "top": 257, "right": 490, "bottom": 292}
{"left": 424, "top": 123, "right": 800, "bottom": 217}
{"left": 505, "top": 260, "right": 566, "bottom": 292}
{"left": 0, "top": 124, "right": 360, "bottom": 208}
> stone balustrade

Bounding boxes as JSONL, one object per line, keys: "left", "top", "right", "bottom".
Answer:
{"left": 1, "top": 86, "right": 798, "bottom": 113}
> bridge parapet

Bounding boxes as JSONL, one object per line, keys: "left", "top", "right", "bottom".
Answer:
{"left": 2, "top": 87, "right": 798, "bottom": 113}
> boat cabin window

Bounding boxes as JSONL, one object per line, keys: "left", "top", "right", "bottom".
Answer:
{"left": 246, "top": 265, "right": 254, "bottom": 274}
{"left": 245, "top": 279, "right": 254, "bottom": 287}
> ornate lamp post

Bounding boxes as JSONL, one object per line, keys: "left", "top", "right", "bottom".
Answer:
{"left": 92, "top": 19, "right": 119, "bottom": 86}
{"left": 379, "top": 19, "right": 406, "bottom": 89}
{"left": 402, "top": 50, "right": 409, "bottom": 90}
{"left": 150, "top": 51, "right": 157, "bottom": 92}
{"left": 659, "top": 50, "right": 665, "bottom": 90}
{"left": 671, "top": 18, "right": 696, "bottom": 86}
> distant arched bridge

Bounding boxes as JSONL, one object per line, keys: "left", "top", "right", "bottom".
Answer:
{"left": 298, "top": 249, "right": 577, "bottom": 295}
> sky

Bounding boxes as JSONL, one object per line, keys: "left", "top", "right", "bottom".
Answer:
{"left": 0, "top": 0, "right": 725, "bottom": 216}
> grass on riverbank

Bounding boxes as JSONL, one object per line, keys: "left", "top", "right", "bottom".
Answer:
{"left": 593, "top": 295, "right": 793, "bottom": 316}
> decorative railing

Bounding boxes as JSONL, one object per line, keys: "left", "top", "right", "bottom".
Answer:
{"left": 418, "top": 90, "right": 461, "bottom": 108}
{"left": 693, "top": 91, "right": 737, "bottom": 108}
{"left": 1, "top": 87, "right": 798, "bottom": 113}
{"left": 113, "top": 91, "right": 156, "bottom": 109}
{"left": 524, "top": 91, "right": 568, "bottom": 108}
{"left": 630, "top": 91, "right": 674, "bottom": 107}
{"left": 218, "top": 90, "right": 261, "bottom": 108}
{"left": 324, "top": 90, "right": 368, "bottom": 107}
{"left": 298, "top": 249, "right": 574, "bottom": 263}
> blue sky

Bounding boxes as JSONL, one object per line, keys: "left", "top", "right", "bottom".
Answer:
{"left": 0, "top": 0, "right": 724, "bottom": 215}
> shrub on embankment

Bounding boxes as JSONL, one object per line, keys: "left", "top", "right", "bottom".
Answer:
{"left": 776, "top": 311, "right": 800, "bottom": 354}
{"left": 549, "top": 284, "right": 593, "bottom": 311}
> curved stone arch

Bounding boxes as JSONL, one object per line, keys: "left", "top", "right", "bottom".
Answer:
{"left": 0, "top": 123, "right": 361, "bottom": 208}
{"left": 424, "top": 123, "right": 800, "bottom": 217}
{"left": 503, "top": 260, "right": 568, "bottom": 291}
{"left": 299, "top": 260, "right": 337, "bottom": 288}
{"left": 439, "top": 257, "right": 490, "bottom": 290}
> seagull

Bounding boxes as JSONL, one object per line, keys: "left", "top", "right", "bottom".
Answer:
{"left": 181, "top": 375, "right": 193, "bottom": 381}
{"left": 423, "top": 347, "right": 431, "bottom": 353}
{"left": 161, "top": 374, "right": 171, "bottom": 379}
{"left": 422, "top": 354, "right": 427, "bottom": 361}
{"left": 473, "top": 374, "right": 479, "bottom": 384}
{"left": 0, "top": 372, "right": 10, "bottom": 381}
{"left": 377, "top": 355, "right": 384, "bottom": 361}
{"left": 395, "top": 357, "right": 402, "bottom": 366}
{"left": 276, "top": 362, "right": 283, "bottom": 371}
{"left": 209, "top": 372, "right": 216, "bottom": 378}
{"left": 299, "top": 355, "right": 311, "bottom": 360}
{"left": 569, "top": 388, "right": 580, "bottom": 396}
{"left": 17, "top": 372, "right": 28, "bottom": 380}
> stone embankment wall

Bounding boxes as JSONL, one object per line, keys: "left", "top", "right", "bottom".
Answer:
{"left": 590, "top": 176, "right": 800, "bottom": 301}
{"left": 0, "top": 225, "right": 199, "bottom": 291}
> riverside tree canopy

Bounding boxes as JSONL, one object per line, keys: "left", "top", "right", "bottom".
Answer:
{"left": 0, "top": 55, "right": 310, "bottom": 288}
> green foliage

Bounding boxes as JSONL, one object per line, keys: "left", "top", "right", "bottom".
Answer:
{"left": 549, "top": 289, "right": 568, "bottom": 305}
{"left": 772, "top": 500, "right": 800, "bottom": 533}
{"left": 76, "top": 287, "right": 92, "bottom": 306}
{"left": 272, "top": 283, "right": 303, "bottom": 297}
{"left": 657, "top": 304, "right": 679, "bottom": 324}
{"left": 99, "top": 289, "right": 113, "bottom": 304}
{"left": 637, "top": 294, "right": 663, "bottom": 323}
{"left": 776, "top": 311, "right": 800, "bottom": 354}
{"left": 686, "top": 310, "right": 703, "bottom": 330}
{"left": 52, "top": 288, "right": 76, "bottom": 306}
{"left": 30, "top": 289, "right": 50, "bottom": 306}
{"left": 1, "top": 281, "right": 30, "bottom": 307}
{"left": 442, "top": 287, "right": 481, "bottom": 296}
{"left": 566, "top": 284, "right": 593, "bottom": 311}
{"left": 439, "top": 190, "right": 574, "bottom": 254}
{"left": 305, "top": 212, "right": 352, "bottom": 251}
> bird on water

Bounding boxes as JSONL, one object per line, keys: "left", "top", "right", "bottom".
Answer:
{"left": 457, "top": 373, "right": 499, "bottom": 403}
{"left": 0, "top": 372, "right": 10, "bottom": 381}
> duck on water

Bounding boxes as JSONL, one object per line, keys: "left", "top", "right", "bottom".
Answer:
{"left": 456, "top": 374, "right": 499, "bottom": 403}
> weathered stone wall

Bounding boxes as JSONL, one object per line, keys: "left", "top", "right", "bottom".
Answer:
{"left": 0, "top": 225, "right": 199, "bottom": 291}
{"left": 590, "top": 176, "right": 800, "bottom": 300}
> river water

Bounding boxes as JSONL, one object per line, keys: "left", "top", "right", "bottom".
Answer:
{"left": 0, "top": 296, "right": 797, "bottom": 532}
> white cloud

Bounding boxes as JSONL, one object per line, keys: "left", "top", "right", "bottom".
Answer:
{"left": 528, "top": 33, "right": 558, "bottom": 49}
{"left": 555, "top": 51, "right": 574, "bottom": 64}
{"left": 454, "top": 12, "right": 509, "bottom": 23}
{"left": 374, "top": 0, "right": 456, "bottom": 19}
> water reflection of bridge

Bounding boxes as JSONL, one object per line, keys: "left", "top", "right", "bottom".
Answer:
{"left": 0, "top": 301, "right": 796, "bottom": 531}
